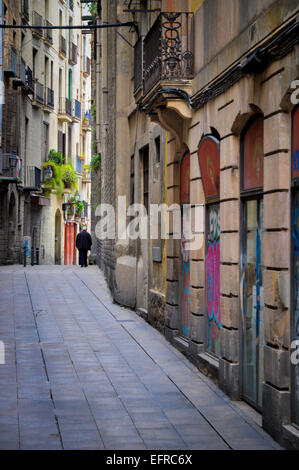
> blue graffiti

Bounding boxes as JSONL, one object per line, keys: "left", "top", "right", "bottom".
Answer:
{"left": 293, "top": 150, "right": 299, "bottom": 172}
{"left": 293, "top": 207, "right": 299, "bottom": 256}
{"left": 23, "top": 240, "right": 31, "bottom": 257}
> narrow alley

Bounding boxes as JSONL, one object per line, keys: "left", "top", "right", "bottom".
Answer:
{"left": 0, "top": 265, "right": 280, "bottom": 450}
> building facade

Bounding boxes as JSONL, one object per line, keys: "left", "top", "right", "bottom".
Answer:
{"left": 92, "top": 0, "right": 299, "bottom": 448}
{"left": 0, "top": 0, "right": 92, "bottom": 266}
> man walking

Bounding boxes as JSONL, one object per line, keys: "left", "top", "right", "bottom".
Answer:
{"left": 76, "top": 226, "right": 92, "bottom": 267}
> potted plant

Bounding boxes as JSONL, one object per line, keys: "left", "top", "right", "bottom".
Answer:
{"left": 61, "top": 164, "right": 78, "bottom": 191}
{"left": 78, "top": 152, "right": 85, "bottom": 161}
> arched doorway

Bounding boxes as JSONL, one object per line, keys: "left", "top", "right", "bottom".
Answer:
{"left": 55, "top": 209, "right": 61, "bottom": 265}
{"left": 198, "top": 135, "right": 221, "bottom": 357}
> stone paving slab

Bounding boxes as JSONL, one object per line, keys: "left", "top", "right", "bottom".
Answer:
{"left": 0, "top": 265, "right": 282, "bottom": 450}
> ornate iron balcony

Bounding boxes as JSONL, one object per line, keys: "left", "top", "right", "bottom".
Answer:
{"left": 45, "top": 87, "right": 54, "bottom": 108}
{"left": 3, "top": 46, "right": 17, "bottom": 77}
{"left": 143, "top": 12, "right": 194, "bottom": 96}
{"left": 59, "top": 35, "right": 67, "bottom": 56}
{"left": 83, "top": 56, "right": 91, "bottom": 76}
{"left": 34, "top": 82, "right": 44, "bottom": 105}
{"left": 69, "top": 42, "right": 78, "bottom": 65}
{"left": 0, "top": 153, "right": 23, "bottom": 181}
{"left": 134, "top": 37, "right": 143, "bottom": 93}
{"left": 32, "top": 11, "right": 43, "bottom": 38}
{"left": 73, "top": 99, "right": 81, "bottom": 119}
{"left": 26, "top": 166, "right": 41, "bottom": 190}
{"left": 44, "top": 21, "right": 53, "bottom": 45}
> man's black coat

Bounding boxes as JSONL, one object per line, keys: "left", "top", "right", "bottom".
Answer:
{"left": 76, "top": 230, "right": 92, "bottom": 251}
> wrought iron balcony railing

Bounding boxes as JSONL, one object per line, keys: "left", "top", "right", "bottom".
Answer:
{"left": 59, "top": 97, "right": 72, "bottom": 117}
{"left": 69, "top": 42, "right": 78, "bottom": 65}
{"left": 26, "top": 166, "right": 41, "bottom": 190}
{"left": 143, "top": 12, "right": 194, "bottom": 95}
{"left": 19, "top": 59, "right": 26, "bottom": 85}
{"left": 44, "top": 87, "right": 54, "bottom": 108}
{"left": 134, "top": 37, "right": 143, "bottom": 93}
{"left": 73, "top": 99, "right": 81, "bottom": 119}
{"left": 44, "top": 20, "right": 53, "bottom": 44}
{"left": 83, "top": 56, "right": 91, "bottom": 76}
{"left": 59, "top": 35, "right": 67, "bottom": 56}
{"left": 22, "top": 0, "right": 29, "bottom": 20}
{"left": 32, "top": 11, "right": 43, "bottom": 38}
{"left": 3, "top": 46, "right": 17, "bottom": 77}
{"left": 34, "top": 82, "right": 44, "bottom": 104}
{"left": 23, "top": 66, "right": 34, "bottom": 94}
{"left": 0, "top": 153, "right": 23, "bottom": 181}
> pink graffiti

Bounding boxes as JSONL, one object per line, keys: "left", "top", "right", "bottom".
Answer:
{"left": 206, "top": 241, "right": 221, "bottom": 327}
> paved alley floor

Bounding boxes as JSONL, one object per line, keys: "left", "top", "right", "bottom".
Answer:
{"left": 0, "top": 265, "right": 281, "bottom": 450}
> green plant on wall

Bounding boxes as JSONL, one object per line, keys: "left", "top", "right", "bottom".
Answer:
{"left": 91, "top": 153, "right": 101, "bottom": 173}
{"left": 48, "top": 149, "right": 64, "bottom": 166}
{"left": 42, "top": 161, "right": 64, "bottom": 198}
{"left": 76, "top": 201, "right": 85, "bottom": 216}
{"left": 87, "top": 2, "right": 97, "bottom": 22}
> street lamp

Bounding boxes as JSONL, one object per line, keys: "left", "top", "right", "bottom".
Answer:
{"left": 43, "top": 166, "right": 53, "bottom": 181}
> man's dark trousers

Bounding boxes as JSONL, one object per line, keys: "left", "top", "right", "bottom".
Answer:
{"left": 79, "top": 249, "right": 88, "bottom": 267}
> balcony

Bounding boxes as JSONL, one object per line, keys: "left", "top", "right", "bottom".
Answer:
{"left": 134, "top": 37, "right": 143, "bottom": 96}
{"left": 138, "top": 12, "right": 194, "bottom": 105}
{"left": 32, "top": 11, "right": 43, "bottom": 39}
{"left": 25, "top": 166, "right": 41, "bottom": 190}
{"left": 0, "top": 153, "right": 23, "bottom": 183}
{"left": 58, "top": 97, "right": 73, "bottom": 122}
{"left": 44, "top": 87, "right": 54, "bottom": 111}
{"left": 21, "top": 0, "right": 29, "bottom": 23}
{"left": 69, "top": 42, "right": 78, "bottom": 65}
{"left": 3, "top": 46, "right": 17, "bottom": 77}
{"left": 59, "top": 35, "right": 67, "bottom": 58}
{"left": 44, "top": 21, "right": 53, "bottom": 46}
{"left": 13, "top": 59, "right": 26, "bottom": 88}
{"left": 32, "top": 81, "right": 44, "bottom": 107}
{"left": 72, "top": 99, "right": 81, "bottom": 122}
{"left": 22, "top": 66, "right": 34, "bottom": 95}
{"left": 83, "top": 56, "right": 91, "bottom": 76}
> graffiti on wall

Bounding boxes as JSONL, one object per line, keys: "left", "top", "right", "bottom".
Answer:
{"left": 180, "top": 153, "right": 191, "bottom": 337}
{"left": 292, "top": 107, "right": 299, "bottom": 179}
{"left": 206, "top": 206, "right": 221, "bottom": 355}
{"left": 293, "top": 203, "right": 299, "bottom": 421}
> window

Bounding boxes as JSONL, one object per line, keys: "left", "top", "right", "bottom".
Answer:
{"left": 140, "top": 146, "right": 149, "bottom": 213}
{"left": 155, "top": 136, "right": 160, "bottom": 164}
{"left": 240, "top": 116, "right": 264, "bottom": 410}
{"left": 130, "top": 155, "right": 135, "bottom": 205}
{"left": 198, "top": 136, "right": 221, "bottom": 357}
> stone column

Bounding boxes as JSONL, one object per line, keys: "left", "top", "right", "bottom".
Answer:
{"left": 219, "top": 134, "right": 241, "bottom": 400}
{"left": 262, "top": 111, "right": 291, "bottom": 442}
